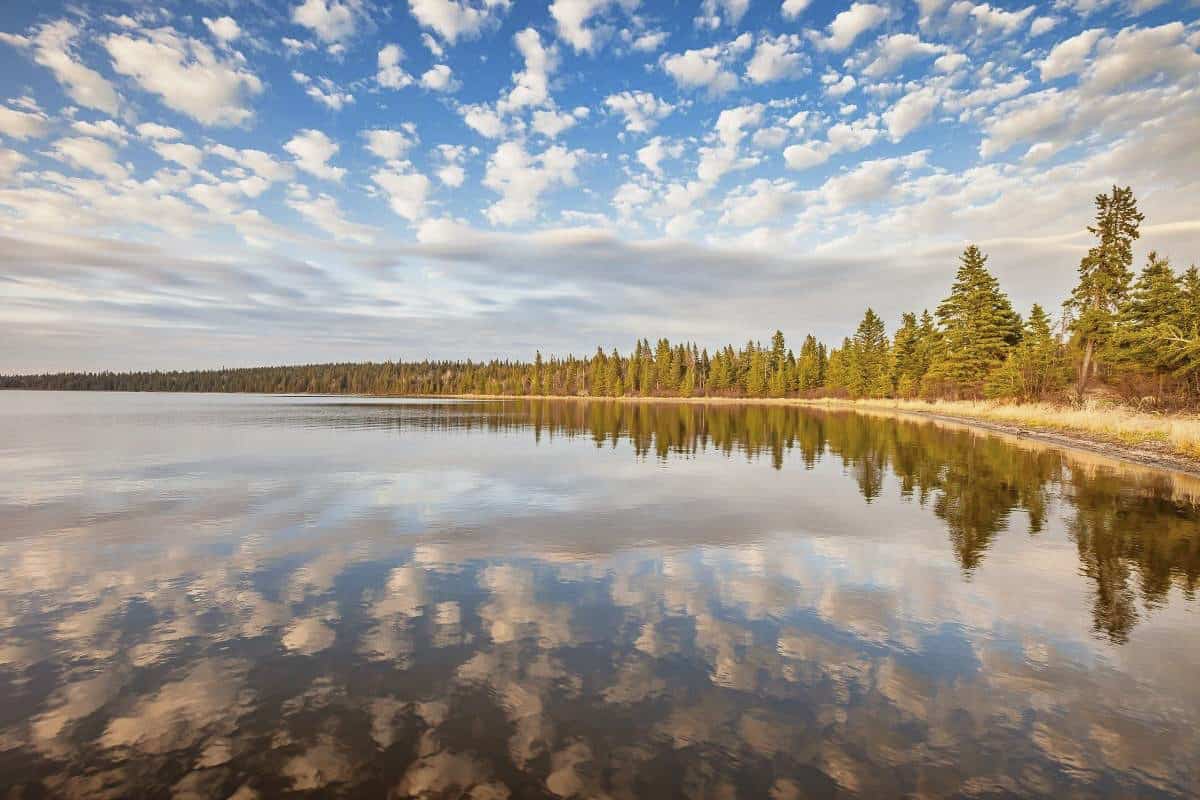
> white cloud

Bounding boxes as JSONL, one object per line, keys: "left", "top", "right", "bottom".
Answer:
{"left": 288, "top": 191, "right": 374, "bottom": 242}
{"left": 104, "top": 27, "right": 262, "bottom": 127}
{"left": 814, "top": 152, "right": 927, "bottom": 210}
{"left": 661, "top": 33, "right": 751, "bottom": 95}
{"left": 372, "top": 166, "right": 431, "bottom": 221}
{"left": 746, "top": 34, "right": 806, "bottom": 84}
{"left": 751, "top": 126, "right": 789, "bottom": 149}
{"left": 783, "top": 114, "right": 881, "bottom": 170}
{"left": 282, "top": 36, "right": 316, "bottom": 55}
{"left": 781, "top": 0, "right": 812, "bottom": 20}
{"left": 604, "top": 91, "right": 675, "bottom": 133}
{"left": 363, "top": 128, "right": 417, "bottom": 160}
{"left": 933, "top": 52, "right": 967, "bottom": 73}
{"left": 136, "top": 122, "right": 183, "bottom": 140}
{"left": 377, "top": 44, "right": 414, "bottom": 89}
{"left": 296, "top": 73, "right": 355, "bottom": 109}
{"left": 824, "top": 73, "right": 857, "bottom": 98}
{"left": 636, "top": 136, "right": 682, "bottom": 175}
{"left": 814, "top": 3, "right": 888, "bottom": 52}
{"left": 203, "top": 16, "right": 242, "bottom": 45}
{"left": 883, "top": 87, "right": 940, "bottom": 141}
{"left": 698, "top": 0, "right": 750, "bottom": 28}
{"left": 624, "top": 29, "right": 668, "bottom": 52}
{"left": 0, "top": 148, "right": 26, "bottom": 183}
{"left": 408, "top": 0, "right": 511, "bottom": 45}
{"left": 437, "top": 164, "right": 466, "bottom": 186}
{"left": 291, "top": 0, "right": 357, "bottom": 44}
{"left": 420, "top": 64, "right": 459, "bottom": 92}
{"left": 720, "top": 178, "right": 799, "bottom": 227}
{"left": 550, "top": 0, "right": 630, "bottom": 54}
{"left": 946, "top": 1, "right": 1034, "bottom": 36}
{"left": 532, "top": 109, "right": 579, "bottom": 138}
{"left": 498, "top": 29, "right": 558, "bottom": 114}
{"left": 862, "top": 34, "right": 946, "bottom": 78}
{"left": 460, "top": 104, "right": 506, "bottom": 138}
{"left": 2, "top": 21, "right": 120, "bottom": 115}
{"left": 1030, "top": 16, "right": 1058, "bottom": 36}
{"left": 483, "top": 141, "right": 581, "bottom": 225}
{"left": 0, "top": 105, "right": 49, "bottom": 140}
{"left": 209, "top": 144, "right": 294, "bottom": 183}
{"left": 51, "top": 136, "right": 128, "bottom": 182}
{"left": 153, "top": 141, "right": 205, "bottom": 170}
{"left": 284, "top": 129, "right": 346, "bottom": 181}
{"left": 1039, "top": 28, "right": 1104, "bottom": 81}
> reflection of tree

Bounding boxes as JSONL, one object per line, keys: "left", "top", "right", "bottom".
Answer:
{"left": 307, "top": 398, "right": 1200, "bottom": 642}
{"left": 1065, "top": 468, "right": 1200, "bottom": 644}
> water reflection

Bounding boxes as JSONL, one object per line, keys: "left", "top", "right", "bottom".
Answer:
{"left": 0, "top": 393, "right": 1197, "bottom": 798}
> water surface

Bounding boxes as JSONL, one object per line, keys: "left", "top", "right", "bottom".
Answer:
{"left": 1, "top": 392, "right": 1198, "bottom": 798}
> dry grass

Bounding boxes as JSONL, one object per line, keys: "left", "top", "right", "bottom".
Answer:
{"left": 809, "top": 398, "right": 1200, "bottom": 461}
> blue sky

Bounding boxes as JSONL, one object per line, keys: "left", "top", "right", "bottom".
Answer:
{"left": 1, "top": 0, "right": 1198, "bottom": 370}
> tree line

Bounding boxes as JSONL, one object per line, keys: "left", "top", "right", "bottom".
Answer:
{"left": 4, "top": 186, "right": 1197, "bottom": 407}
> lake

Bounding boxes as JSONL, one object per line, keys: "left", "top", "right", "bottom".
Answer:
{"left": 1, "top": 392, "right": 1197, "bottom": 798}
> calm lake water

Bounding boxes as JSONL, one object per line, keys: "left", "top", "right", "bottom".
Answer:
{"left": 1, "top": 392, "right": 1198, "bottom": 798}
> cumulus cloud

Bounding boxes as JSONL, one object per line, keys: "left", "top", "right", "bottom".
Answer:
{"left": 1039, "top": 28, "right": 1104, "bottom": 81}
{"left": 861, "top": 34, "right": 947, "bottom": 78}
{"left": 550, "top": 0, "right": 634, "bottom": 53}
{"left": 372, "top": 166, "right": 432, "bottom": 221}
{"left": 104, "top": 27, "right": 262, "bottom": 127}
{"left": 0, "top": 104, "right": 49, "bottom": 140}
{"left": 203, "top": 16, "right": 242, "bottom": 45}
{"left": 408, "top": 0, "right": 512, "bottom": 45}
{"left": 883, "top": 86, "right": 940, "bottom": 141}
{"left": 153, "top": 141, "right": 205, "bottom": 170}
{"left": 661, "top": 33, "right": 751, "bottom": 95}
{"left": 604, "top": 91, "right": 675, "bottom": 133}
{"left": 781, "top": 0, "right": 812, "bottom": 20}
{"left": 284, "top": 129, "right": 346, "bottom": 181}
{"left": 1, "top": 20, "right": 121, "bottom": 115}
{"left": 363, "top": 128, "right": 418, "bottom": 160}
{"left": 377, "top": 44, "right": 414, "bottom": 89}
{"left": 420, "top": 64, "right": 459, "bottom": 92}
{"left": 483, "top": 141, "right": 581, "bottom": 225}
{"left": 813, "top": 3, "right": 888, "bottom": 52}
{"left": 636, "top": 136, "right": 683, "bottom": 175}
{"left": 291, "top": 0, "right": 358, "bottom": 43}
{"left": 497, "top": 28, "right": 558, "bottom": 114}
{"left": 745, "top": 34, "right": 807, "bottom": 84}
{"left": 288, "top": 190, "right": 374, "bottom": 242}
{"left": 50, "top": 136, "right": 128, "bottom": 182}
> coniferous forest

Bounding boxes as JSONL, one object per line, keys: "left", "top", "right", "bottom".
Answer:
{"left": 5, "top": 186, "right": 1200, "bottom": 409}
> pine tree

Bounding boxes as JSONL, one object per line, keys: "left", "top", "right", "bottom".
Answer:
{"left": 935, "top": 245, "right": 1021, "bottom": 398}
{"left": 987, "top": 304, "right": 1068, "bottom": 401}
{"left": 1064, "top": 185, "right": 1144, "bottom": 397}
{"left": 746, "top": 349, "right": 769, "bottom": 396}
{"left": 1112, "top": 252, "right": 1183, "bottom": 401}
{"left": 849, "top": 308, "right": 890, "bottom": 398}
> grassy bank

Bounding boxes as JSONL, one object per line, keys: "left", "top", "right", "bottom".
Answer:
{"left": 806, "top": 398, "right": 1200, "bottom": 461}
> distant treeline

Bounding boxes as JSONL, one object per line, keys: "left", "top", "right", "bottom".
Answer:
{"left": 5, "top": 186, "right": 1198, "bottom": 407}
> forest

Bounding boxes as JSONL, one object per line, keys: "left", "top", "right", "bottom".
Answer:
{"left": 5, "top": 186, "right": 1199, "bottom": 409}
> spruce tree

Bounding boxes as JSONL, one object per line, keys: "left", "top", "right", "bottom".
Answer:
{"left": 850, "top": 308, "right": 889, "bottom": 398}
{"left": 1064, "top": 185, "right": 1144, "bottom": 397}
{"left": 1112, "top": 252, "right": 1183, "bottom": 401}
{"left": 935, "top": 245, "right": 1021, "bottom": 398}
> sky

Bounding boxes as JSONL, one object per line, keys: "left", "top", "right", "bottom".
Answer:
{"left": 0, "top": 0, "right": 1198, "bottom": 372}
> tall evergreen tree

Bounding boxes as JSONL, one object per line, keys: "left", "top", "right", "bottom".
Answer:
{"left": 1064, "top": 185, "right": 1144, "bottom": 397}
{"left": 849, "top": 308, "right": 890, "bottom": 398}
{"left": 934, "top": 245, "right": 1021, "bottom": 398}
{"left": 1112, "top": 252, "right": 1183, "bottom": 400}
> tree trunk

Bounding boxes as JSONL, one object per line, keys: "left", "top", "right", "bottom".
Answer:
{"left": 1077, "top": 337, "right": 1095, "bottom": 401}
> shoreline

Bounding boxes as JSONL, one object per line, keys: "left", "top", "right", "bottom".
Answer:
{"left": 439, "top": 392, "right": 1200, "bottom": 478}
{"left": 5, "top": 388, "right": 1199, "bottom": 478}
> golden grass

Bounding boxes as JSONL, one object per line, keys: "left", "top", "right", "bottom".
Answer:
{"left": 809, "top": 398, "right": 1200, "bottom": 461}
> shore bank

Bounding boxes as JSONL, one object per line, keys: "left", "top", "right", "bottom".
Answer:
{"left": 443, "top": 393, "right": 1200, "bottom": 477}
